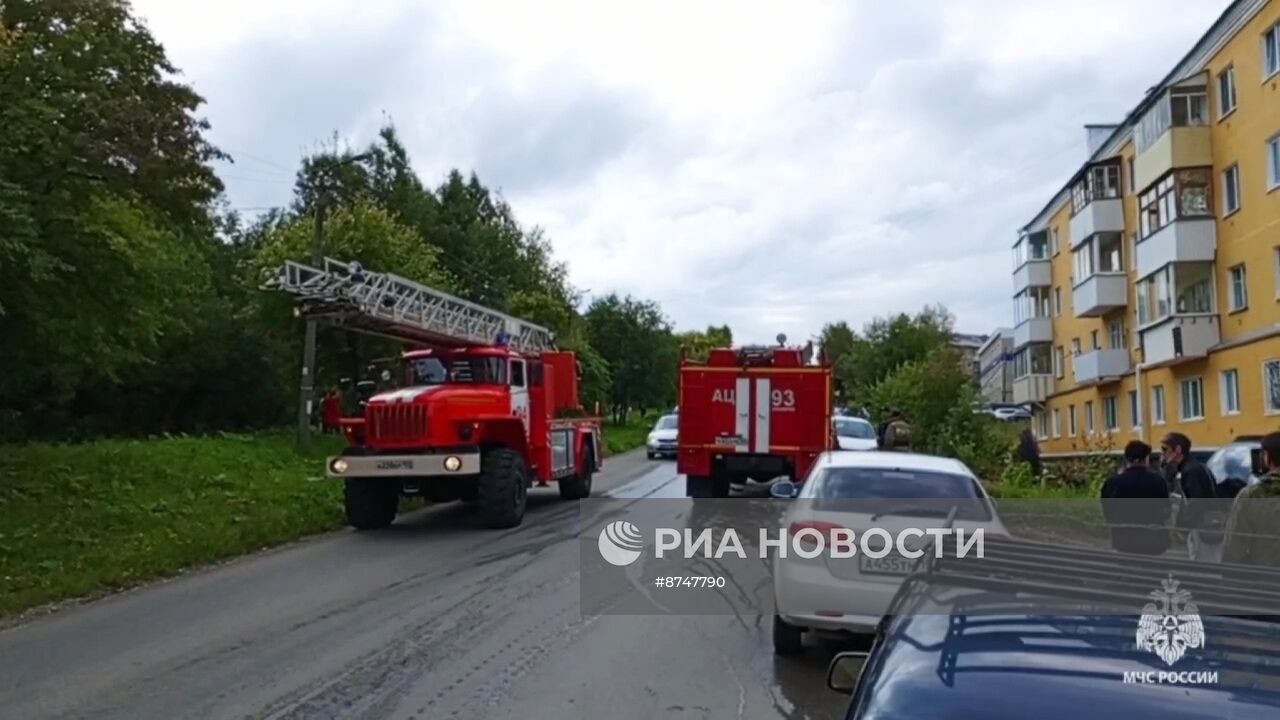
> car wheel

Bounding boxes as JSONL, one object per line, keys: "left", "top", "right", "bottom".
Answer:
{"left": 773, "top": 615, "right": 804, "bottom": 655}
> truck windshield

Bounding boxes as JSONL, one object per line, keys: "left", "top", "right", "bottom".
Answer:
{"left": 406, "top": 356, "right": 508, "bottom": 385}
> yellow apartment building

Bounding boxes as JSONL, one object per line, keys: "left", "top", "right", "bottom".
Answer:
{"left": 1010, "top": 0, "right": 1280, "bottom": 455}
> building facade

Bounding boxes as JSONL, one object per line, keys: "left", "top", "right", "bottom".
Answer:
{"left": 978, "top": 329, "right": 1014, "bottom": 405}
{"left": 1010, "top": 0, "right": 1280, "bottom": 455}
{"left": 950, "top": 332, "right": 989, "bottom": 382}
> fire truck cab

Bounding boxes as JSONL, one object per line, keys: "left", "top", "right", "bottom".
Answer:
{"left": 677, "top": 345, "right": 833, "bottom": 497}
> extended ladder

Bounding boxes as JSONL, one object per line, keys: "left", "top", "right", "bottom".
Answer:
{"left": 264, "top": 258, "right": 556, "bottom": 354}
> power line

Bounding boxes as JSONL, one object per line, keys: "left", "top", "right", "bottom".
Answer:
{"left": 217, "top": 145, "right": 297, "bottom": 174}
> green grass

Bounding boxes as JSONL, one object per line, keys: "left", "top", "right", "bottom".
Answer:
{"left": 603, "top": 412, "right": 658, "bottom": 456}
{"left": 0, "top": 431, "right": 346, "bottom": 618}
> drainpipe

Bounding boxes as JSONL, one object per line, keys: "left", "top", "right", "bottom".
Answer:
{"left": 1134, "top": 361, "right": 1147, "bottom": 445}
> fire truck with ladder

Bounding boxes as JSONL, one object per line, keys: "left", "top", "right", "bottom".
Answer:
{"left": 267, "top": 258, "right": 602, "bottom": 530}
{"left": 677, "top": 341, "right": 833, "bottom": 497}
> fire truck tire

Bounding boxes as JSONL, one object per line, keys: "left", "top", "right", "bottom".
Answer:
{"left": 558, "top": 448, "right": 595, "bottom": 500}
{"left": 343, "top": 479, "right": 398, "bottom": 530}
{"left": 477, "top": 447, "right": 528, "bottom": 528}
{"left": 686, "top": 475, "right": 711, "bottom": 497}
{"left": 772, "top": 615, "right": 804, "bottom": 655}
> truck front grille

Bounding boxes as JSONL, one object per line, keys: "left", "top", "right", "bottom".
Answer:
{"left": 368, "top": 405, "right": 427, "bottom": 445}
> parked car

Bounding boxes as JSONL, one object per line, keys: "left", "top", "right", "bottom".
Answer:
{"left": 991, "top": 406, "right": 1031, "bottom": 422}
{"left": 825, "top": 539, "right": 1280, "bottom": 719}
{"left": 769, "top": 451, "right": 1005, "bottom": 653}
{"left": 1205, "top": 435, "right": 1266, "bottom": 499}
{"left": 834, "top": 416, "right": 878, "bottom": 451}
{"left": 646, "top": 414, "right": 679, "bottom": 459}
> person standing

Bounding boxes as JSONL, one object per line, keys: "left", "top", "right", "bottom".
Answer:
{"left": 321, "top": 387, "right": 343, "bottom": 435}
{"left": 1017, "top": 427, "right": 1042, "bottom": 478}
{"left": 1222, "top": 432, "right": 1280, "bottom": 568}
{"left": 1160, "top": 432, "right": 1219, "bottom": 561}
{"left": 1100, "top": 441, "right": 1170, "bottom": 556}
{"left": 881, "top": 410, "right": 913, "bottom": 452}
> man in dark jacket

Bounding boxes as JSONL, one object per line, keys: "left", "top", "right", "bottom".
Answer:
{"left": 1161, "top": 432, "right": 1220, "bottom": 561}
{"left": 1101, "top": 440, "right": 1171, "bottom": 556}
{"left": 1017, "top": 427, "right": 1042, "bottom": 478}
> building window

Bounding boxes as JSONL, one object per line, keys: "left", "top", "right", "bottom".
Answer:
{"left": 1098, "top": 233, "right": 1123, "bottom": 273}
{"left": 1051, "top": 228, "right": 1060, "bottom": 256}
{"left": 1013, "top": 287, "right": 1051, "bottom": 325}
{"left": 1139, "top": 168, "right": 1211, "bottom": 239}
{"left": 1265, "top": 359, "right": 1280, "bottom": 414}
{"left": 1229, "top": 264, "right": 1248, "bottom": 311}
{"left": 1012, "top": 344, "right": 1052, "bottom": 377}
{"left": 1135, "top": 88, "right": 1208, "bottom": 153}
{"left": 1054, "top": 346, "right": 1065, "bottom": 379}
{"left": 1071, "top": 338, "right": 1081, "bottom": 356}
{"left": 1037, "top": 411, "right": 1049, "bottom": 440}
{"left": 1127, "top": 157, "right": 1135, "bottom": 194}
{"left": 1072, "top": 163, "right": 1121, "bottom": 213}
{"left": 1265, "top": 20, "right": 1280, "bottom": 79}
{"left": 1221, "top": 369, "right": 1241, "bottom": 415}
{"left": 1068, "top": 404, "right": 1078, "bottom": 436}
{"left": 1136, "top": 262, "right": 1214, "bottom": 325}
{"left": 1108, "top": 318, "right": 1125, "bottom": 349}
{"left": 1217, "top": 65, "right": 1237, "bottom": 117}
{"left": 1179, "top": 377, "right": 1205, "bottom": 420}
{"left": 1090, "top": 330, "right": 1100, "bottom": 350}
{"left": 1128, "top": 390, "right": 1141, "bottom": 429}
{"left": 1223, "top": 164, "right": 1241, "bottom": 216}
{"left": 1085, "top": 401, "right": 1096, "bottom": 433}
{"left": 1053, "top": 287, "right": 1062, "bottom": 316}
{"left": 1103, "top": 396, "right": 1119, "bottom": 431}
{"left": 1267, "top": 134, "right": 1280, "bottom": 191}
{"left": 1074, "top": 244, "right": 1095, "bottom": 280}
{"left": 1052, "top": 408, "right": 1061, "bottom": 437}
{"left": 1152, "top": 385, "right": 1167, "bottom": 425}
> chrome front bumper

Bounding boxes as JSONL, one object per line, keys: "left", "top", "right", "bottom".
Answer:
{"left": 325, "top": 452, "right": 481, "bottom": 478}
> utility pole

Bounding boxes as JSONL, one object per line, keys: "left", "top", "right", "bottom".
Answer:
{"left": 295, "top": 152, "right": 371, "bottom": 451}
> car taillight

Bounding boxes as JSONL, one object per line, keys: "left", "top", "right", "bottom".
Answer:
{"left": 788, "top": 520, "right": 850, "bottom": 552}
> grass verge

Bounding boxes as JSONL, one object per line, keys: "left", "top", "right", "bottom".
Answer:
{"left": 603, "top": 412, "right": 657, "bottom": 456}
{"left": 0, "top": 431, "right": 345, "bottom": 619}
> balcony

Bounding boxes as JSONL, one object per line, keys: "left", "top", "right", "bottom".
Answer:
{"left": 1012, "top": 374, "right": 1052, "bottom": 405}
{"left": 1074, "top": 349, "right": 1130, "bottom": 384}
{"left": 1012, "top": 318, "right": 1052, "bottom": 348}
{"left": 1139, "top": 314, "right": 1220, "bottom": 367}
{"left": 1134, "top": 126, "right": 1213, "bottom": 194}
{"left": 1135, "top": 219, "right": 1216, "bottom": 280}
{"left": 1069, "top": 198, "right": 1124, "bottom": 247}
{"left": 1073, "top": 273, "right": 1128, "bottom": 317}
{"left": 1012, "top": 259, "right": 1051, "bottom": 291}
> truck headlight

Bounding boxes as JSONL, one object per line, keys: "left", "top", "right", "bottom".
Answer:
{"left": 330, "top": 458, "right": 349, "bottom": 474}
{"left": 443, "top": 455, "right": 462, "bottom": 472}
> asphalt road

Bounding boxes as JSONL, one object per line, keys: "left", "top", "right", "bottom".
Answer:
{"left": 0, "top": 449, "right": 852, "bottom": 720}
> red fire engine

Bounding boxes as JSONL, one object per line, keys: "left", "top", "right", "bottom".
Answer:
{"left": 677, "top": 344, "right": 832, "bottom": 497}
{"left": 268, "top": 258, "right": 602, "bottom": 530}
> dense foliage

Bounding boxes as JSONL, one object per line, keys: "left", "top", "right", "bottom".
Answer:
{"left": 0, "top": 1, "right": 708, "bottom": 441}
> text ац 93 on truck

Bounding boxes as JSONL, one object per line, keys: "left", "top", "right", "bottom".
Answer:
{"left": 677, "top": 337, "right": 833, "bottom": 498}
{"left": 266, "top": 258, "right": 603, "bottom": 530}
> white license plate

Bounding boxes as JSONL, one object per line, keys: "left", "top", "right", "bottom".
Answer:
{"left": 858, "top": 554, "right": 916, "bottom": 576}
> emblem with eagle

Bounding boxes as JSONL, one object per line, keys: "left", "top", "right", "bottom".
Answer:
{"left": 1136, "top": 575, "right": 1204, "bottom": 666}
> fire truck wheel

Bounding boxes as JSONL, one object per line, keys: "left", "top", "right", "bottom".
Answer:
{"left": 343, "top": 478, "right": 398, "bottom": 530}
{"left": 477, "top": 447, "right": 528, "bottom": 528}
{"left": 558, "top": 449, "right": 594, "bottom": 500}
{"left": 686, "top": 475, "right": 711, "bottom": 497}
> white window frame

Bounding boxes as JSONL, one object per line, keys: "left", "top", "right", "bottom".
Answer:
{"left": 1152, "top": 385, "right": 1167, "bottom": 425}
{"left": 1268, "top": 134, "right": 1280, "bottom": 191}
{"left": 1052, "top": 408, "right": 1061, "bottom": 438}
{"left": 1053, "top": 287, "right": 1061, "bottom": 317}
{"left": 1103, "top": 395, "right": 1119, "bottom": 432}
{"left": 1217, "top": 65, "right": 1237, "bottom": 118}
{"left": 1054, "top": 346, "right": 1065, "bottom": 379}
{"left": 1068, "top": 405, "right": 1078, "bottom": 437}
{"left": 1265, "top": 358, "right": 1280, "bottom": 415}
{"left": 1220, "top": 368, "right": 1241, "bottom": 416}
{"left": 1223, "top": 164, "right": 1241, "bottom": 216}
{"left": 1228, "top": 263, "right": 1248, "bottom": 311}
{"left": 1275, "top": 247, "right": 1280, "bottom": 300}
{"left": 1127, "top": 157, "right": 1135, "bottom": 194}
{"left": 1085, "top": 400, "right": 1096, "bottom": 434}
{"left": 1037, "top": 411, "right": 1049, "bottom": 440}
{"left": 1179, "top": 377, "right": 1205, "bottom": 421}
{"left": 1128, "top": 389, "right": 1141, "bottom": 429}
{"left": 1265, "top": 20, "right": 1280, "bottom": 80}
{"left": 1050, "top": 228, "right": 1060, "bottom": 256}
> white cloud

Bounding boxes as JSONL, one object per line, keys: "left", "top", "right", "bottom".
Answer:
{"left": 133, "top": 0, "right": 1230, "bottom": 343}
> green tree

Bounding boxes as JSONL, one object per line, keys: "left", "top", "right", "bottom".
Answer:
{"left": 584, "top": 294, "right": 676, "bottom": 422}
{"left": 838, "top": 305, "right": 954, "bottom": 411}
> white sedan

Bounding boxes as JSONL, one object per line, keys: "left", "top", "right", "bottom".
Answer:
{"left": 770, "top": 451, "right": 1006, "bottom": 654}
{"left": 833, "top": 416, "right": 878, "bottom": 451}
{"left": 646, "top": 414, "right": 679, "bottom": 459}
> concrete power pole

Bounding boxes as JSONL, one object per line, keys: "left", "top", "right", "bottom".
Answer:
{"left": 296, "top": 197, "right": 327, "bottom": 451}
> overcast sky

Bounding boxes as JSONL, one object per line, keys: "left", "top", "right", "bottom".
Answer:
{"left": 132, "top": 0, "right": 1228, "bottom": 344}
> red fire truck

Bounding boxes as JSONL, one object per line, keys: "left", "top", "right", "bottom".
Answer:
{"left": 268, "top": 259, "right": 601, "bottom": 530}
{"left": 677, "top": 344, "right": 833, "bottom": 497}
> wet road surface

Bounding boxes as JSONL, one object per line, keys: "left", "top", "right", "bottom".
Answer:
{"left": 0, "top": 449, "right": 853, "bottom": 719}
